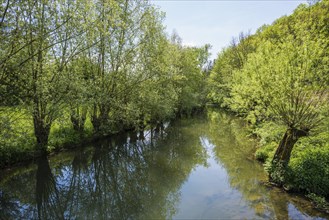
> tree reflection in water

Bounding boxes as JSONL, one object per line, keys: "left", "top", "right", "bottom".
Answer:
{"left": 0, "top": 190, "right": 20, "bottom": 219}
{"left": 36, "top": 156, "right": 64, "bottom": 219}
{"left": 1, "top": 110, "right": 328, "bottom": 219}
{"left": 206, "top": 109, "right": 329, "bottom": 219}
{"left": 0, "top": 121, "right": 207, "bottom": 219}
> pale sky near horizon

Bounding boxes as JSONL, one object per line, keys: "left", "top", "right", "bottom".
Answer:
{"left": 151, "top": 0, "right": 307, "bottom": 59}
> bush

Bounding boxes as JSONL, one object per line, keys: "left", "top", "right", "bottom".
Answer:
{"left": 307, "top": 193, "right": 329, "bottom": 211}
{"left": 48, "top": 126, "right": 81, "bottom": 150}
{"left": 253, "top": 121, "right": 285, "bottom": 146}
{"left": 254, "top": 121, "right": 329, "bottom": 200}
{"left": 254, "top": 121, "right": 284, "bottom": 163}
{"left": 0, "top": 108, "right": 93, "bottom": 167}
{"left": 289, "top": 145, "right": 329, "bottom": 198}
{"left": 255, "top": 141, "right": 277, "bottom": 162}
{"left": 0, "top": 108, "right": 36, "bottom": 167}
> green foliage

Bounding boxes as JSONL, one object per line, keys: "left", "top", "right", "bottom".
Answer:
{"left": 254, "top": 122, "right": 285, "bottom": 162}
{"left": 289, "top": 144, "right": 329, "bottom": 197}
{"left": 256, "top": 126, "right": 329, "bottom": 197}
{"left": 0, "top": 108, "right": 35, "bottom": 167}
{"left": 48, "top": 114, "right": 85, "bottom": 151}
{"left": 0, "top": 0, "right": 211, "bottom": 166}
{"left": 174, "top": 45, "right": 210, "bottom": 115}
{"left": 265, "top": 159, "right": 287, "bottom": 185}
{"left": 306, "top": 193, "right": 329, "bottom": 211}
{"left": 208, "top": 32, "right": 257, "bottom": 108}
{"left": 209, "top": 2, "right": 329, "bottom": 124}
{"left": 254, "top": 122, "right": 285, "bottom": 146}
{"left": 0, "top": 107, "right": 91, "bottom": 166}
{"left": 255, "top": 142, "right": 276, "bottom": 163}
{"left": 208, "top": 0, "right": 329, "bottom": 201}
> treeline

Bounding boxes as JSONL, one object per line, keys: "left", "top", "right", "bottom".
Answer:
{"left": 208, "top": 1, "right": 329, "bottom": 203}
{"left": 0, "top": 0, "right": 210, "bottom": 166}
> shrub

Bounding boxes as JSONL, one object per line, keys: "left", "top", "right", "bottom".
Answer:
{"left": 253, "top": 121, "right": 285, "bottom": 146}
{"left": 254, "top": 121, "right": 284, "bottom": 163}
{"left": 307, "top": 193, "right": 329, "bottom": 211}
{"left": 255, "top": 141, "right": 277, "bottom": 162}
{"left": 289, "top": 145, "right": 329, "bottom": 198}
{"left": 0, "top": 109, "right": 36, "bottom": 167}
{"left": 265, "top": 159, "right": 288, "bottom": 185}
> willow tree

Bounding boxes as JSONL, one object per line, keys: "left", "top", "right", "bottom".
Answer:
{"left": 17, "top": 0, "right": 60, "bottom": 149}
{"left": 125, "top": 8, "right": 178, "bottom": 128}
{"left": 85, "top": 0, "right": 162, "bottom": 134}
{"left": 231, "top": 37, "right": 328, "bottom": 183}
{"left": 265, "top": 41, "right": 327, "bottom": 183}
{"left": 0, "top": 0, "right": 89, "bottom": 150}
{"left": 27, "top": 0, "right": 91, "bottom": 149}
{"left": 208, "top": 32, "right": 257, "bottom": 108}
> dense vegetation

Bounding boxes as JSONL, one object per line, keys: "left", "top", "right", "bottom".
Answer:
{"left": 0, "top": 0, "right": 211, "bottom": 167}
{"left": 1, "top": 0, "right": 329, "bottom": 211}
{"left": 208, "top": 1, "right": 329, "bottom": 205}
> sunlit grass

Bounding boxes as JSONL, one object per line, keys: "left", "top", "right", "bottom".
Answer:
{"left": 0, "top": 107, "right": 94, "bottom": 167}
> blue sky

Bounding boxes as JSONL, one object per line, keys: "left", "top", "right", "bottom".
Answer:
{"left": 152, "top": 0, "right": 306, "bottom": 59}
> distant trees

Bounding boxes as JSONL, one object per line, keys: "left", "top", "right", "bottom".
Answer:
{"left": 207, "top": 32, "right": 257, "bottom": 109}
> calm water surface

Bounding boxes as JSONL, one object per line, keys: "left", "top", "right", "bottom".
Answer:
{"left": 1, "top": 110, "right": 328, "bottom": 219}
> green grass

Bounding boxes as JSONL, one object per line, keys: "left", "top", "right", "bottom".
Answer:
{"left": 0, "top": 107, "right": 94, "bottom": 168}
{"left": 0, "top": 107, "right": 36, "bottom": 167}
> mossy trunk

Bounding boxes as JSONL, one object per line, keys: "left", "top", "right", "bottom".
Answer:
{"left": 270, "top": 127, "right": 308, "bottom": 184}
{"left": 273, "top": 128, "right": 308, "bottom": 164}
{"left": 33, "top": 114, "right": 51, "bottom": 153}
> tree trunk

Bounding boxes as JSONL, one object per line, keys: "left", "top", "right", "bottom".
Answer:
{"left": 70, "top": 107, "right": 86, "bottom": 133}
{"left": 91, "top": 104, "right": 109, "bottom": 134}
{"left": 272, "top": 127, "right": 309, "bottom": 164}
{"left": 33, "top": 114, "right": 51, "bottom": 153}
{"left": 91, "top": 115, "right": 101, "bottom": 134}
{"left": 270, "top": 127, "right": 309, "bottom": 183}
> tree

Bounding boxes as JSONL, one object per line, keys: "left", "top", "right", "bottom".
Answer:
{"left": 0, "top": 0, "right": 213, "bottom": 161}
{"left": 87, "top": 0, "right": 165, "bottom": 134}
{"left": 0, "top": 0, "right": 91, "bottom": 150}
{"left": 208, "top": 0, "right": 329, "bottom": 189}
{"left": 208, "top": 32, "right": 257, "bottom": 108}
{"left": 231, "top": 38, "right": 328, "bottom": 183}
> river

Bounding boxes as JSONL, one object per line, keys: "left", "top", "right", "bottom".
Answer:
{"left": 0, "top": 109, "right": 328, "bottom": 219}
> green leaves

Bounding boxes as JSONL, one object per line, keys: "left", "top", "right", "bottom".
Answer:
{"left": 0, "top": 0, "right": 212, "bottom": 156}
{"left": 208, "top": 0, "right": 329, "bottom": 197}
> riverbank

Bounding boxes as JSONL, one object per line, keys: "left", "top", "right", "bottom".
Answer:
{"left": 2, "top": 107, "right": 329, "bottom": 213}
{"left": 0, "top": 107, "right": 203, "bottom": 169}
{"left": 253, "top": 120, "right": 329, "bottom": 213}
{"left": 1, "top": 109, "right": 328, "bottom": 219}
{"left": 0, "top": 108, "right": 139, "bottom": 169}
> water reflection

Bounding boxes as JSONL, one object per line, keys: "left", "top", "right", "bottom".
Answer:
{"left": 36, "top": 156, "right": 63, "bottom": 219}
{"left": 0, "top": 110, "right": 329, "bottom": 219}
{"left": 0, "top": 122, "right": 207, "bottom": 219}
{"left": 206, "top": 110, "right": 328, "bottom": 219}
{"left": 206, "top": 111, "right": 273, "bottom": 217}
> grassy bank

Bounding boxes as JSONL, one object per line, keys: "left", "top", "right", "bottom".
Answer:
{"left": 0, "top": 106, "right": 203, "bottom": 168}
{"left": 0, "top": 107, "right": 96, "bottom": 168}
